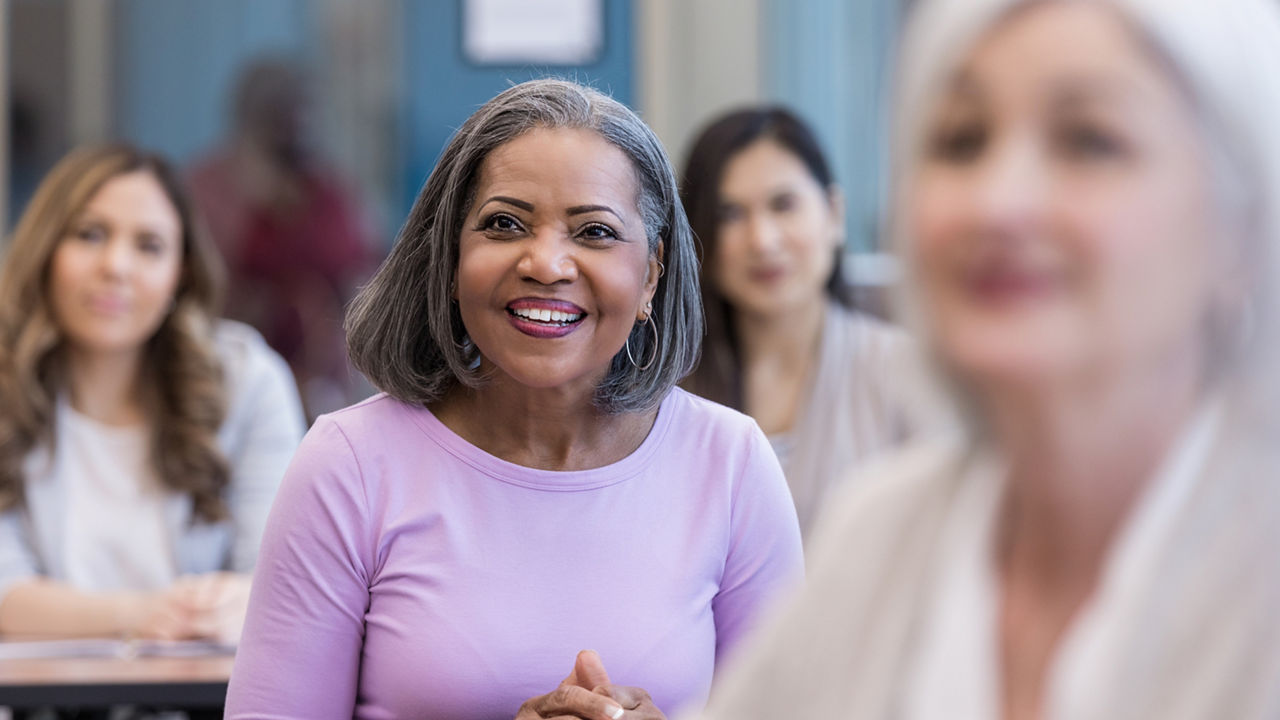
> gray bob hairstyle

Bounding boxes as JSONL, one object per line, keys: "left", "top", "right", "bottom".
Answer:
{"left": 346, "top": 78, "right": 703, "bottom": 413}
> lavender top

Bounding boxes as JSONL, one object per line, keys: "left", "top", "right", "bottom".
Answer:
{"left": 225, "top": 388, "right": 803, "bottom": 719}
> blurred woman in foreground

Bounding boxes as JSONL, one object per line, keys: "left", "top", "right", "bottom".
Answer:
{"left": 691, "top": 0, "right": 1280, "bottom": 717}
{"left": 0, "top": 145, "right": 304, "bottom": 644}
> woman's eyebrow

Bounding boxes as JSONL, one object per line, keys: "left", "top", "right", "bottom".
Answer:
{"left": 1046, "top": 75, "right": 1146, "bottom": 111}
{"left": 566, "top": 204, "right": 623, "bottom": 221}
{"left": 478, "top": 195, "right": 535, "bottom": 212}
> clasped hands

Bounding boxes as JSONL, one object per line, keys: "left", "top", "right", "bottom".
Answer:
{"left": 126, "top": 571, "right": 251, "bottom": 645}
{"left": 516, "top": 649, "right": 667, "bottom": 720}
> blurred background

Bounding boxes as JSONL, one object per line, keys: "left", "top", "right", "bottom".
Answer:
{"left": 2, "top": 0, "right": 902, "bottom": 246}
{"left": 0, "top": 0, "right": 905, "bottom": 411}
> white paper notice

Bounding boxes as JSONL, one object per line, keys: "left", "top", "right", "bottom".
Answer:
{"left": 464, "top": 0, "right": 603, "bottom": 65}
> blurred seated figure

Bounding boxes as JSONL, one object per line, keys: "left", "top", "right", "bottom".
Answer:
{"left": 690, "top": 0, "right": 1280, "bottom": 718}
{"left": 0, "top": 144, "right": 305, "bottom": 645}
{"left": 189, "top": 56, "right": 373, "bottom": 418}
{"left": 680, "top": 107, "right": 931, "bottom": 542}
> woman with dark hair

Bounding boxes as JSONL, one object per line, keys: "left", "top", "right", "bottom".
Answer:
{"left": 226, "top": 79, "right": 802, "bottom": 720}
{"left": 682, "top": 107, "right": 925, "bottom": 540}
{"left": 0, "top": 144, "right": 304, "bottom": 643}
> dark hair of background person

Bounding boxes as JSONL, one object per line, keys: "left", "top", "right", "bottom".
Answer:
{"left": 345, "top": 78, "right": 704, "bottom": 414}
{"left": 231, "top": 56, "right": 311, "bottom": 170}
{"left": 0, "top": 144, "right": 232, "bottom": 522}
{"left": 680, "top": 107, "right": 854, "bottom": 410}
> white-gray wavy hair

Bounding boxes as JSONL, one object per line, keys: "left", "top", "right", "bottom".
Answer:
{"left": 891, "top": 0, "right": 1280, "bottom": 428}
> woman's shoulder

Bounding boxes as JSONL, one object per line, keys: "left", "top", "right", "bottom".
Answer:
{"left": 278, "top": 395, "right": 429, "bottom": 506}
{"left": 212, "top": 319, "right": 291, "bottom": 389}
{"left": 654, "top": 389, "right": 780, "bottom": 483}
{"left": 663, "top": 386, "right": 763, "bottom": 438}
{"left": 305, "top": 393, "right": 437, "bottom": 456}
{"left": 212, "top": 319, "right": 306, "bottom": 427}
{"left": 828, "top": 302, "right": 912, "bottom": 352}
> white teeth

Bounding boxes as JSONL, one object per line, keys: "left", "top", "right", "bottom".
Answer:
{"left": 511, "top": 307, "right": 582, "bottom": 324}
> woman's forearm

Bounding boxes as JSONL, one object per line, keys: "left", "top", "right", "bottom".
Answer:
{"left": 0, "top": 578, "right": 149, "bottom": 637}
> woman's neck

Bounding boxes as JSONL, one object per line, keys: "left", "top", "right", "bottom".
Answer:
{"left": 431, "top": 379, "right": 657, "bottom": 472}
{"left": 734, "top": 295, "right": 827, "bottom": 434}
{"left": 989, "top": 351, "right": 1204, "bottom": 720}
{"left": 734, "top": 295, "right": 827, "bottom": 368}
{"left": 65, "top": 347, "right": 148, "bottom": 426}
{"left": 988, "top": 350, "right": 1203, "bottom": 588}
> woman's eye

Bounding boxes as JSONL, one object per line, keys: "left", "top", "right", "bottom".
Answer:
{"left": 578, "top": 223, "right": 618, "bottom": 243}
{"left": 717, "top": 204, "right": 745, "bottom": 225}
{"left": 1056, "top": 124, "right": 1126, "bottom": 160}
{"left": 137, "top": 235, "right": 167, "bottom": 255}
{"left": 482, "top": 213, "right": 523, "bottom": 233}
{"left": 769, "top": 193, "right": 797, "bottom": 214}
{"left": 929, "top": 122, "right": 988, "bottom": 163}
{"left": 73, "top": 225, "right": 107, "bottom": 243}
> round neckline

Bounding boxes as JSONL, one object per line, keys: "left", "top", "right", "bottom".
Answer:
{"left": 60, "top": 397, "right": 149, "bottom": 436}
{"left": 405, "top": 389, "right": 681, "bottom": 492}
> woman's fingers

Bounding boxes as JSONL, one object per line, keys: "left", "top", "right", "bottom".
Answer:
{"left": 517, "top": 684, "right": 625, "bottom": 720}
{"left": 592, "top": 685, "right": 665, "bottom": 719}
{"left": 565, "top": 649, "right": 612, "bottom": 691}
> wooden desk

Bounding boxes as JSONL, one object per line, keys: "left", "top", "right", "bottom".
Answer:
{"left": 0, "top": 651, "right": 233, "bottom": 711}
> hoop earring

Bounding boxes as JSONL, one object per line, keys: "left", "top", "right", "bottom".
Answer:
{"left": 625, "top": 315, "right": 659, "bottom": 371}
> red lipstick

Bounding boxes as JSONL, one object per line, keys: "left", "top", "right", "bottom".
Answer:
{"left": 505, "top": 298, "right": 586, "bottom": 339}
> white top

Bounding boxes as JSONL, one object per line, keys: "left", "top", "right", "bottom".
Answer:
{"left": 61, "top": 404, "right": 174, "bottom": 591}
{"left": 900, "top": 449, "right": 1005, "bottom": 719}
{"left": 690, "top": 398, "right": 1280, "bottom": 719}
{"left": 0, "top": 320, "right": 306, "bottom": 599}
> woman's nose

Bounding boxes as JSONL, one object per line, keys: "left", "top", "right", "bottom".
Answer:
{"left": 970, "top": 136, "right": 1049, "bottom": 237}
{"left": 98, "top": 237, "right": 133, "bottom": 277}
{"left": 517, "top": 232, "right": 579, "bottom": 285}
{"left": 744, "top": 212, "right": 784, "bottom": 253}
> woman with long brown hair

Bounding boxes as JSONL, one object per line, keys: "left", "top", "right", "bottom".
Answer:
{"left": 0, "top": 144, "right": 304, "bottom": 643}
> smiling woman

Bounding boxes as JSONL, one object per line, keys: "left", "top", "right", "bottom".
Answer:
{"left": 453, "top": 128, "right": 662, "bottom": 420}
{"left": 225, "top": 79, "right": 804, "bottom": 720}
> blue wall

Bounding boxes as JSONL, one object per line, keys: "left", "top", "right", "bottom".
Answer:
{"left": 114, "top": 0, "right": 634, "bottom": 223}
{"left": 114, "top": 0, "right": 313, "bottom": 164}
{"left": 400, "top": 0, "right": 634, "bottom": 215}
{"left": 763, "top": 0, "right": 898, "bottom": 252}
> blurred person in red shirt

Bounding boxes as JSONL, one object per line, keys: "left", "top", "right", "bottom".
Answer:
{"left": 190, "top": 57, "right": 374, "bottom": 418}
